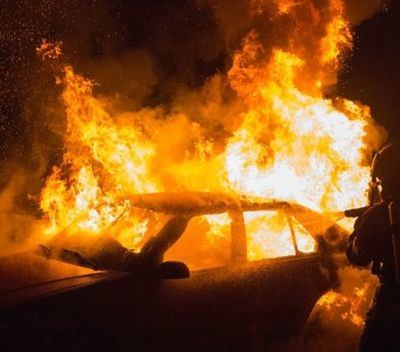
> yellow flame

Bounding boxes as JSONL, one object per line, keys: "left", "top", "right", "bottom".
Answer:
{"left": 40, "top": 65, "right": 159, "bottom": 249}
{"left": 39, "top": 1, "right": 381, "bottom": 265}
{"left": 245, "top": 211, "right": 295, "bottom": 259}
{"left": 317, "top": 283, "right": 370, "bottom": 327}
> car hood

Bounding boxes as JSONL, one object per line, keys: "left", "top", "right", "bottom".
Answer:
{"left": 0, "top": 252, "right": 116, "bottom": 307}
{"left": 0, "top": 251, "right": 100, "bottom": 293}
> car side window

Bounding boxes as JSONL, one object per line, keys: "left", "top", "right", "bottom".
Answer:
{"left": 244, "top": 210, "right": 296, "bottom": 260}
{"left": 244, "top": 210, "right": 317, "bottom": 261}
{"left": 289, "top": 215, "right": 317, "bottom": 254}
{"left": 164, "top": 213, "right": 232, "bottom": 270}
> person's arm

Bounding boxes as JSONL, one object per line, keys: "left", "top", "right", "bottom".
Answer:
{"left": 346, "top": 214, "right": 374, "bottom": 266}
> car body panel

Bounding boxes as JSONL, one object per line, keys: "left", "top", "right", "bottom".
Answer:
{"left": 0, "top": 193, "right": 345, "bottom": 351}
{"left": 1, "top": 255, "right": 329, "bottom": 351}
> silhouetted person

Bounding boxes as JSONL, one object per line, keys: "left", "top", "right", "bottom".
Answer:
{"left": 347, "top": 143, "right": 400, "bottom": 352}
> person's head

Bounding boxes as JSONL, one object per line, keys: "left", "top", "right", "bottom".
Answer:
{"left": 371, "top": 143, "right": 400, "bottom": 201}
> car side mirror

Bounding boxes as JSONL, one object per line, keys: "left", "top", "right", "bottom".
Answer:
{"left": 155, "top": 261, "right": 190, "bottom": 279}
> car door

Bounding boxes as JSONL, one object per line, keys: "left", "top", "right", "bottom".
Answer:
{"left": 157, "top": 208, "right": 332, "bottom": 350}
{"left": 234, "top": 207, "right": 332, "bottom": 345}
{"left": 0, "top": 208, "right": 333, "bottom": 352}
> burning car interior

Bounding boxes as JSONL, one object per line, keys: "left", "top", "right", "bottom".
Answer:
{"left": 34, "top": 192, "right": 339, "bottom": 271}
{"left": 1, "top": 0, "right": 400, "bottom": 351}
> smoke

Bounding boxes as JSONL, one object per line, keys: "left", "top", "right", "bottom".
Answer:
{"left": 0, "top": 166, "right": 44, "bottom": 257}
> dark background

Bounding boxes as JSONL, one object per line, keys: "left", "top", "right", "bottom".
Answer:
{"left": 0, "top": 0, "right": 399, "bottom": 188}
{"left": 338, "top": 0, "right": 400, "bottom": 140}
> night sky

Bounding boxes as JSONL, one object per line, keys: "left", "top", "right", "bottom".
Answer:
{"left": 339, "top": 1, "right": 400, "bottom": 139}
{"left": 1, "top": 0, "right": 400, "bottom": 191}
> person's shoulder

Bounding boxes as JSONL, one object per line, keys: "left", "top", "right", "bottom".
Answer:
{"left": 359, "top": 202, "right": 387, "bottom": 225}
{"left": 364, "top": 202, "right": 387, "bottom": 215}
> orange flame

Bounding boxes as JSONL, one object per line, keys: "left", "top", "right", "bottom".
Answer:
{"left": 316, "top": 283, "right": 370, "bottom": 327}
{"left": 38, "top": 1, "right": 383, "bottom": 261}
{"left": 40, "top": 65, "right": 159, "bottom": 249}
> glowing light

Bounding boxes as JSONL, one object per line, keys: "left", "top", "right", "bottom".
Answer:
{"left": 38, "top": 1, "right": 381, "bottom": 279}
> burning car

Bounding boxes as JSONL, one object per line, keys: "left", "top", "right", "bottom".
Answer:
{"left": 0, "top": 192, "right": 348, "bottom": 351}
{"left": 0, "top": 0, "right": 390, "bottom": 350}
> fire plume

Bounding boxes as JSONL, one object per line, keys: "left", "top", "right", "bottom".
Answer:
{"left": 38, "top": 1, "right": 384, "bottom": 260}
{"left": 40, "top": 62, "right": 160, "bottom": 248}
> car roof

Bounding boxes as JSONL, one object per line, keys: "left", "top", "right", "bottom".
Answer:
{"left": 128, "top": 192, "right": 341, "bottom": 240}
{"left": 128, "top": 191, "right": 293, "bottom": 215}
